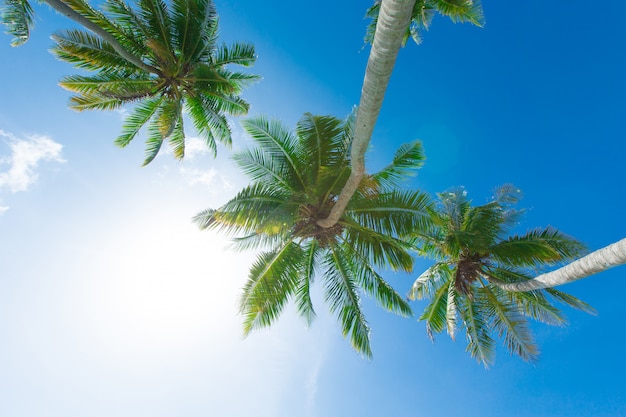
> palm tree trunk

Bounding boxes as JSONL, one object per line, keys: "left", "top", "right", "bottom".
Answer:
{"left": 492, "top": 238, "right": 626, "bottom": 291}
{"left": 43, "top": 0, "right": 159, "bottom": 74}
{"left": 317, "top": 0, "right": 416, "bottom": 228}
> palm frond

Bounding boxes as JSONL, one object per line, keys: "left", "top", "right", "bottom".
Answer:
{"left": 324, "top": 246, "right": 372, "bottom": 358}
{"left": 240, "top": 240, "right": 302, "bottom": 334}
{"left": 52, "top": 29, "right": 138, "bottom": 73}
{"left": 347, "top": 190, "right": 432, "bottom": 236}
{"left": 63, "top": 0, "right": 135, "bottom": 43}
{"left": 167, "top": 113, "right": 185, "bottom": 159}
{"left": 295, "top": 240, "right": 319, "bottom": 325}
{"left": 1, "top": 0, "right": 34, "bottom": 46}
{"left": 137, "top": 0, "right": 173, "bottom": 62}
{"left": 409, "top": 262, "right": 452, "bottom": 301}
{"left": 59, "top": 73, "right": 155, "bottom": 96}
{"left": 295, "top": 113, "right": 345, "bottom": 185}
{"left": 499, "top": 286, "right": 567, "bottom": 327}
{"left": 242, "top": 117, "right": 306, "bottom": 190}
{"left": 545, "top": 288, "right": 597, "bottom": 315}
{"left": 67, "top": 92, "right": 125, "bottom": 111}
{"left": 341, "top": 239, "right": 412, "bottom": 317}
{"left": 459, "top": 295, "right": 495, "bottom": 367}
{"left": 371, "top": 140, "right": 425, "bottom": 190}
{"left": 184, "top": 95, "right": 219, "bottom": 155}
{"left": 342, "top": 219, "right": 414, "bottom": 272}
{"left": 142, "top": 112, "right": 166, "bottom": 165}
{"left": 428, "top": 0, "right": 484, "bottom": 26}
{"left": 419, "top": 278, "right": 450, "bottom": 340}
{"left": 232, "top": 148, "right": 293, "bottom": 188}
{"left": 491, "top": 227, "right": 587, "bottom": 267}
{"left": 192, "top": 208, "right": 218, "bottom": 230}
{"left": 115, "top": 95, "right": 163, "bottom": 147}
{"left": 103, "top": 0, "right": 151, "bottom": 54}
{"left": 178, "top": 0, "right": 217, "bottom": 63}
{"left": 437, "top": 187, "right": 471, "bottom": 231}
{"left": 446, "top": 281, "right": 458, "bottom": 340}
{"left": 228, "top": 232, "right": 284, "bottom": 252}
{"left": 213, "top": 42, "right": 256, "bottom": 67}
{"left": 206, "top": 183, "right": 295, "bottom": 237}
{"left": 480, "top": 285, "right": 539, "bottom": 362}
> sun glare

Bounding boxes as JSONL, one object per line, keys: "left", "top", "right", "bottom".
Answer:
{"left": 77, "top": 210, "right": 252, "bottom": 359}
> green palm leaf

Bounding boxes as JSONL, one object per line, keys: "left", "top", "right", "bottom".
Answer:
{"left": 491, "top": 227, "right": 587, "bottom": 267}
{"left": 232, "top": 148, "right": 294, "bottom": 191}
{"left": 419, "top": 277, "right": 451, "bottom": 340}
{"left": 137, "top": 0, "right": 173, "bottom": 61}
{"left": 52, "top": 29, "right": 137, "bottom": 73}
{"left": 342, "top": 218, "right": 414, "bottom": 271}
{"left": 502, "top": 287, "right": 567, "bottom": 327}
{"left": 241, "top": 240, "right": 302, "bottom": 334}
{"left": 1, "top": 0, "right": 34, "bottom": 46}
{"left": 371, "top": 140, "right": 425, "bottom": 190}
{"left": 429, "top": 0, "right": 484, "bottom": 25}
{"left": 481, "top": 285, "right": 539, "bottom": 362}
{"left": 341, "top": 239, "right": 412, "bottom": 317}
{"left": 546, "top": 288, "right": 597, "bottom": 315}
{"left": 68, "top": 92, "right": 125, "bottom": 111}
{"left": 214, "top": 42, "right": 256, "bottom": 67}
{"left": 408, "top": 262, "right": 451, "bottom": 300}
{"left": 324, "top": 245, "right": 372, "bottom": 358}
{"left": 241, "top": 117, "right": 306, "bottom": 190}
{"left": 347, "top": 190, "right": 432, "bottom": 236}
{"left": 115, "top": 95, "right": 164, "bottom": 147}
{"left": 295, "top": 240, "right": 319, "bottom": 325}
{"left": 459, "top": 295, "right": 495, "bottom": 367}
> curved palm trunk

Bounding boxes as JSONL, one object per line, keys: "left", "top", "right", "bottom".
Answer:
{"left": 317, "top": 0, "right": 416, "bottom": 228}
{"left": 44, "top": 0, "right": 158, "bottom": 74}
{"left": 493, "top": 238, "right": 626, "bottom": 291}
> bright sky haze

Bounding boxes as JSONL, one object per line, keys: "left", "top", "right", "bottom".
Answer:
{"left": 1, "top": 1, "right": 625, "bottom": 416}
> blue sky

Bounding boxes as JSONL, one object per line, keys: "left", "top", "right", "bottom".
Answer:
{"left": 1, "top": 0, "right": 625, "bottom": 416}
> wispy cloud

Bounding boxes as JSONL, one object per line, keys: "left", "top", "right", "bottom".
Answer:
{"left": 183, "top": 137, "right": 213, "bottom": 159}
{"left": 0, "top": 130, "right": 65, "bottom": 213}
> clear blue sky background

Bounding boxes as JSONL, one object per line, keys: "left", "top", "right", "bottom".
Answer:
{"left": 1, "top": 0, "right": 625, "bottom": 416}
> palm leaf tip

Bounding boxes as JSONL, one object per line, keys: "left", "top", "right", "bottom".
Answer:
{"left": 2, "top": 0, "right": 34, "bottom": 46}
{"left": 192, "top": 208, "right": 218, "bottom": 230}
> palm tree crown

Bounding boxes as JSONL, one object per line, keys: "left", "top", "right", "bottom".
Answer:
{"left": 365, "top": 0, "right": 484, "bottom": 45}
{"left": 408, "top": 185, "right": 595, "bottom": 366}
{"left": 47, "top": 0, "right": 257, "bottom": 165}
{"left": 194, "top": 113, "right": 432, "bottom": 357}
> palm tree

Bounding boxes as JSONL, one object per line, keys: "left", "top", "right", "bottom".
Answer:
{"left": 193, "top": 112, "right": 432, "bottom": 357}
{"left": 365, "top": 0, "right": 484, "bottom": 46}
{"left": 316, "top": 0, "right": 416, "bottom": 228}
{"left": 3, "top": 0, "right": 257, "bottom": 165}
{"left": 318, "top": 0, "right": 483, "bottom": 228}
{"left": 408, "top": 185, "right": 595, "bottom": 366}
{"left": 489, "top": 238, "right": 626, "bottom": 291}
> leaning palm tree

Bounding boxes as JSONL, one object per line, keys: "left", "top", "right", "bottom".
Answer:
{"left": 408, "top": 185, "right": 595, "bottom": 366}
{"left": 490, "top": 238, "right": 626, "bottom": 291}
{"left": 3, "top": 0, "right": 257, "bottom": 165}
{"left": 318, "top": 0, "right": 483, "bottom": 228}
{"left": 193, "top": 113, "right": 432, "bottom": 357}
{"left": 365, "top": 0, "right": 484, "bottom": 46}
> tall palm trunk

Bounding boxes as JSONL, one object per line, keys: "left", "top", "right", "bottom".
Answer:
{"left": 317, "top": 0, "right": 416, "bottom": 228}
{"left": 492, "top": 238, "right": 626, "bottom": 291}
{"left": 44, "top": 0, "right": 158, "bottom": 74}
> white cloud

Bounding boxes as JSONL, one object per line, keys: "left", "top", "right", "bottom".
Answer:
{"left": 0, "top": 206, "right": 8, "bottom": 215}
{"left": 179, "top": 167, "right": 218, "bottom": 187}
{"left": 184, "top": 137, "right": 212, "bottom": 159}
{"left": 0, "top": 130, "right": 65, "bottom": 193}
